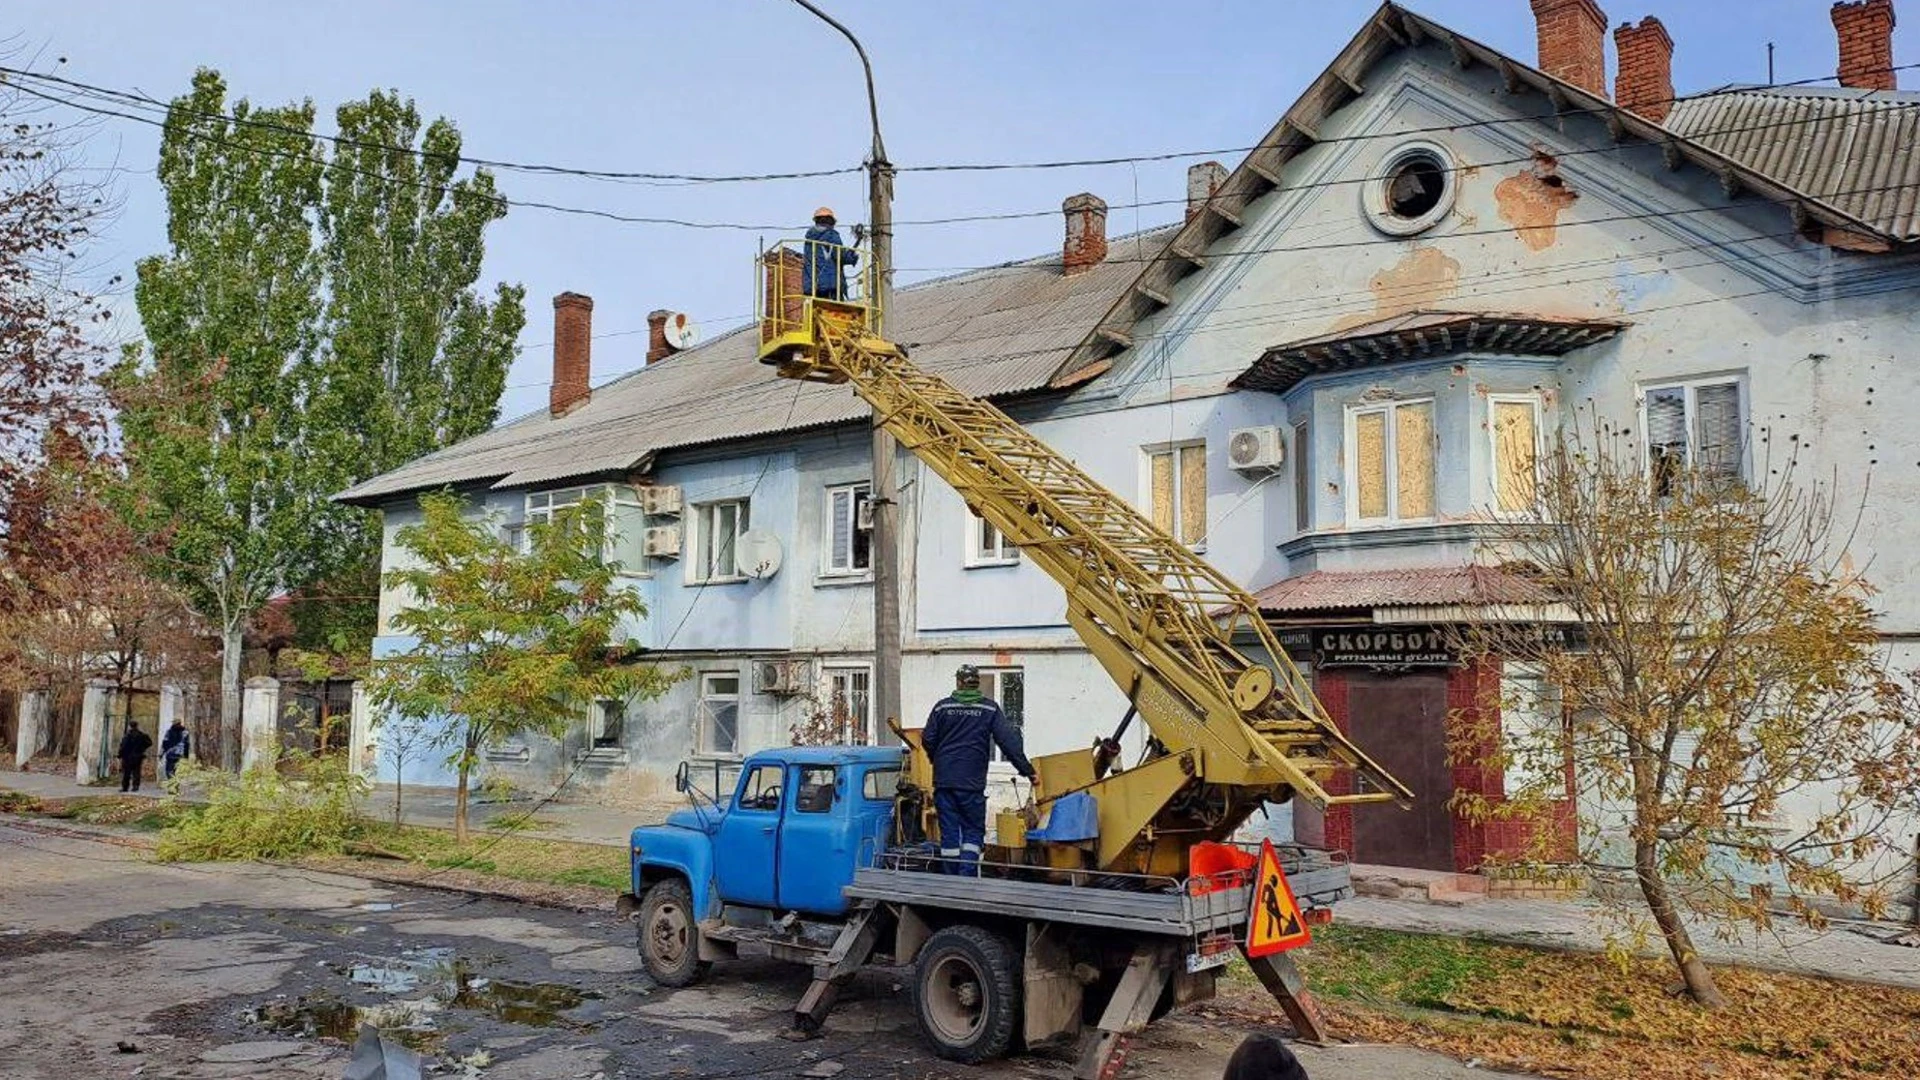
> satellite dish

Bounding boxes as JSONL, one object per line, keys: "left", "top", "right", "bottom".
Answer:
{"left": 735, "top": 530, "right": 784, "bottom": 579}
{"left": 663, "top": 311, "right": 700, "bottom": 350}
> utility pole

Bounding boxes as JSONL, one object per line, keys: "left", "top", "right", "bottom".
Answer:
{"left": 789, "top": 0, "right": 902, "bottom": 741}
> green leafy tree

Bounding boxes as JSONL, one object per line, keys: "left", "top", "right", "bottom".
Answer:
{"left": 1453, "top": 412, "right": 1920, "bottom": 1009}
{"left": 303, "top": 90, "right": 525, "bottom": 653}
{"left": 368, "top": 492, "right": 676, "bottom": 841}
{"left": 113, "top": 70, "right": 324, "bottom": 770}
{"left": 116, "top": 71, "right": 525, "bottom": 766}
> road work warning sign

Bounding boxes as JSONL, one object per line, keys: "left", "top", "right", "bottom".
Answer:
{"left": 1244, "top": 839, "right": 1311, "bottom": 957}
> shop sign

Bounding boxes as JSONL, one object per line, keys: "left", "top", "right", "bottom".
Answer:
{"left": 1313, "top": 627, "right": 1453, "bottom": 668}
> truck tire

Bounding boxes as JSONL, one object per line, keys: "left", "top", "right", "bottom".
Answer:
{"left": 913, "top": 925, "right": 1022, "bottom": 1064}
{"left": 637, "top": 878, "right": 709, "bottom": 988}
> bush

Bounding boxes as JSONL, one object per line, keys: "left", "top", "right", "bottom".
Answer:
{"left": 157, "top": 751, "right": 370, "bottom": 861}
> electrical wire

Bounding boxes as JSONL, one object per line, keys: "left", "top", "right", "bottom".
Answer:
{"left": 7, "top": 60, "right": 1919, "bottom": 234}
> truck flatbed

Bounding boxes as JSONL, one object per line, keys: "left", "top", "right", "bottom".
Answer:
{"left": 846, "top": 858, "right": 1351, "bottom": 938}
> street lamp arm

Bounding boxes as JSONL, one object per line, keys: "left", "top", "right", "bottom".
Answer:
{"left": 784, "top": 0, "right": 887, "bottom": 164}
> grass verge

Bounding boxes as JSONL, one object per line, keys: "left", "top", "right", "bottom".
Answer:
{"left": 1216, "top": 923, "right": 1920, "bottom": 1079}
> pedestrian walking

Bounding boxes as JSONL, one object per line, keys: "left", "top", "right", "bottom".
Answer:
{"left": 160, "top": 720, "right": 191, "bottom": 781}
{"left": 117, "top": 721, "right": 153, "bottom": 793}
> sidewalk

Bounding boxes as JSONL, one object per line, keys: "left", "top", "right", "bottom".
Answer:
{"left": 0, "top": 768, "right": 676, "bottom": 848}
{"left": 8, "top": 767, "right": 1918, "bottom": 990}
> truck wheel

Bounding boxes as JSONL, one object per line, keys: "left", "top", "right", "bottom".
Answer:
{"left": 637, "top": 878, "right": 709, "bottom": 988}
{"left": 913, "top": 925, "right": 1022, "bottom": 1064}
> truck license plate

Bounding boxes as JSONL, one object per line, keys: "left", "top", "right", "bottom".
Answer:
{"left": 1185, "top": 931, "right": 1236, "bottom": 973}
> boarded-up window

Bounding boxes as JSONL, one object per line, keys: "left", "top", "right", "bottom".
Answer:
{"left": 1642, "top": 377, "right": 1745, "bottom": 496}
{"left": 1491, "top": 397, "right": 1541, "bottom": 513}
{"left": 1145, "top": 442, "right": 1208, "bottom": 546}
{"left": 1348, "top": 400, "right": 1433, "bottom": 523}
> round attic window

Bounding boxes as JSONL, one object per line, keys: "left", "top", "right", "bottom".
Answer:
{"left": 1363, "top": 142, "right": 1456, "bottom": 237}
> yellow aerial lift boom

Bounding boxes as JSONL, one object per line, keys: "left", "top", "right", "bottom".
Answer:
{"left": 757, "top": 238, "right": 1410, "bottom": 878}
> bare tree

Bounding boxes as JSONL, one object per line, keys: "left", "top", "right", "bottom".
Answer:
{"left": 1453, "top": 409, "right": 1920, "bottom": 1008}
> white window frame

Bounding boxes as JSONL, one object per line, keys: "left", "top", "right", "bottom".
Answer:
{"left": 978, "top": 665, "right": 1026, "bottom": 766}
{"left": 1487, "top": 393, "right": 1544, "bottom": 517}
{"left": 1343, "top": 398, "right": 1436, "bottom": 526}
{"left": 822, "top": 662, "right": 875, "bottom": 745}
{"left": 963, "top": 510, "right": 1019, "bottom": 568}
{"left": 1139, "top": 440, "right": 1208, "bottom": 550}
{"left": 521, "top": 483, "right": 649, "bottom": 576}
{"left": 823, "top": 482, "right": 873, "bottom": 577}
{"left": 1638, "top": 374, "right": 1748, "bottom": 493}
{"left": 686, "top": 498, "right": 750, "bottom": 585}
{"left": 697, "top": 672, "right": 742, "bottom": 758}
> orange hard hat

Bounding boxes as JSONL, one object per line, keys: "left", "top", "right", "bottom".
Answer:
{"left": 813, "top": 206, "right": 836, "bottom": 222}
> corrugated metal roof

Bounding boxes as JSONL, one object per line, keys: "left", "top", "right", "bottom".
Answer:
{"left": 337, "top": 227, "right": 1176, "bottom": 505}
{"left": 1249, "top": 566, "right": 1548, "bottom": 614}
{"left": 1666, "top": 86, "right": 1920, "bottom": 241}
{"left": 1233, "top": 311, "right": 1627, "bottom": 395}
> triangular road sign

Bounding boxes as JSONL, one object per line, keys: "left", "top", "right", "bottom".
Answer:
{"left": 1245, "top": 839, "right": 1312, "bottom": 958}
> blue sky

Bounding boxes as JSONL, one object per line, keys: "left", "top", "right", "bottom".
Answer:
{"left": 14, "top": 0, "right": 1917, "bottom": 421}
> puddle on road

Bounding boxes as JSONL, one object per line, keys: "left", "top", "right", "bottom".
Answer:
{"left": 259, "top": 946, "right": 599, "bottom": 1047}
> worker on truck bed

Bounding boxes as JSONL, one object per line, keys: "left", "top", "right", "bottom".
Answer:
{"left": 920, "top": 664, "right": 1036, "bottom": 875}
{"left": 803, "top": 207, "right": 860, "bottom": 300}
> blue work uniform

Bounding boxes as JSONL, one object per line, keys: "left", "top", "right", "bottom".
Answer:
{"left": 802, "top": 224, "right": 858, "bottom": 299}
{"left": 920, "top": 692, "right": 1034, "bottom": 874}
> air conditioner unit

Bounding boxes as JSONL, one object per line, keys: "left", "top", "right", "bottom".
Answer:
{"left": 638, "top": 484, "right": 682, "bottom": 516}
{"left": 753, "top": 658, "right": 805, "bottom": 696}
{"left": 855, "top": 498, "right": 875, "bottom": 532}
{"left": 643, "top": 524, "right": 681, "bottom": 558}
{"left": 1227, "top": 426, "right": 1286, "bottom": 473}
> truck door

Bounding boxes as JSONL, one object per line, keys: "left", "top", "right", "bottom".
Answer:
{"left": 715, "top": 763, "right": 782, "bottom": 907}
{"left": 775, "top": 764, "right": 855, "bottom": 915}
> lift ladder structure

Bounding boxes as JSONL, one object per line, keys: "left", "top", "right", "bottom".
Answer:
{"left": 758, "top": 245, "right": 1411, "bottom": 874}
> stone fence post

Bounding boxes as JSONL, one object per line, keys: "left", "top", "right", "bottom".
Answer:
{"left": 76, "top": 678, "right": 116, "bottom": 783}
{"left": 14, "top": 690, "right": 48, "bottom": 768}
{"left": 241, "top": 677, "right": 281, "bottom": 772}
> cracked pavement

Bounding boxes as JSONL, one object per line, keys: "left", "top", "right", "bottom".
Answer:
{"left": 0, "top": 820, "right": 1504, "bottom": 1079}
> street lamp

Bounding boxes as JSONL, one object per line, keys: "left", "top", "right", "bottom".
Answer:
{"left": 785, "top": 0, "right": 902, "bottom": 741}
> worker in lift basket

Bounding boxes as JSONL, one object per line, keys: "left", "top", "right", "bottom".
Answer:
{"left": 920, "top": 665, "right": 1036, "bottom": 876}
{"left": 802, "top": 207, "right": 861, "bottom": 300}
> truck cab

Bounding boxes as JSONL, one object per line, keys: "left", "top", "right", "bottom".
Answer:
{"left": 623, "top": 746, "right": 904, "bottom": 985}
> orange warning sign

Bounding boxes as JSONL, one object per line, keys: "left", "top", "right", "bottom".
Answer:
{"left": 1245, "top": 839, "right": 1312, "bottom": 957}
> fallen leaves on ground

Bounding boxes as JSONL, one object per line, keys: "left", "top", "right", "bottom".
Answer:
{"left": 1213, "top": 924, "right": 1920, "bottom": 1079}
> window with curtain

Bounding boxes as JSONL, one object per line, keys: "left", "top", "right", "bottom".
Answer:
{"left": 1644, "top": 377, "right": 1744, "bottom": 496}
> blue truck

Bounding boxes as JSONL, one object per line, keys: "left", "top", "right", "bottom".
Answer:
{"left": 619, "top": 745, "right": 1353, "bottom": 1078}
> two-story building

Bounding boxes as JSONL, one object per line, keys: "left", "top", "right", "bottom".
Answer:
{"left": 341, "top": 0, "right": 1920, "bottom": 881}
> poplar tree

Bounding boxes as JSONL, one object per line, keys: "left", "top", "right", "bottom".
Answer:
{"left": 117, "top": 70, "right": 524, "bottom": 768}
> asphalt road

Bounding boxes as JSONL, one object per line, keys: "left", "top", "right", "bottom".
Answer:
{"left": 0, "top": 820, "right": 1508, "bottom": 1080}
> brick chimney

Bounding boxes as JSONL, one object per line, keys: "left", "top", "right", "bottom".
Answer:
{"left": 646, "top": 309, "right": 676, "bottom": 365}
{"left": 1531, "top": 0, "right": 1610, "bottom": 97}
{"left": 1614, "top": 17, "right": 1675, "bottom": 122}
{"left": 1186, "top": 161, "right": 1228, "bottom": 222}
{"left": 1062, "top": 193, "right": 1108, "bottom": 276}
{"left": 550, "top": 292, "right": 592, "bottom": 417}
{"left": 1833, "top": 0, "right": 1898, "bottom": 90}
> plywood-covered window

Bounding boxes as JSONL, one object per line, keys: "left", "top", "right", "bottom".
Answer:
{"left": 1346, "top": 400, "right": 1434, "bottom": 524}
{"left": 1489, "top": 395, "right": 1542, "bottom": 514}
{"left": 1144, "top": 442, "right": 1207, "bottom": 546}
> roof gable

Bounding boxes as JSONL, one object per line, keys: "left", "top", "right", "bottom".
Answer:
{"left": 1052, "top": 2, "right": 1914, "bottom": 388}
